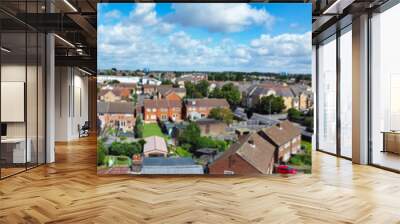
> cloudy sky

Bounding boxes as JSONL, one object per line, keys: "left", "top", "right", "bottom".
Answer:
{"left": 98, "top": 3, "right": 311, "bottom": 73}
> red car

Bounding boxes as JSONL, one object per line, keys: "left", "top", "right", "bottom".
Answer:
{"left": 276, "top": 165, "right": 297, "bottom": 174}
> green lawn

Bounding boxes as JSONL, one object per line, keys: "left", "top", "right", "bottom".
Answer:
{"left": 175, "top": 147, "right": 192, "bottom": 157}
{"left": 104, "top": 155, "right": 132, "bottom": 167}
{"left": 143, "top": 123, "right": 167, "bottom": 138}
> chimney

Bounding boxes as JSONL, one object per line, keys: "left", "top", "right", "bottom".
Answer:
{"left": 248, "top": 139, "right": 255, "bottom": 148}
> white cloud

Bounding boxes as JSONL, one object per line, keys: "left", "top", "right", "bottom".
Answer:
{"left": 129, "top": 3, "right": 158, "bottom": 26}
{"left": 98, "top": 4, "right": 310, "bottom": 73}
{"left": 166, "top": 3, "right": 275, "bottom": 33}
{"left": 104, "top": 10, "right": 121, "bottom": 20}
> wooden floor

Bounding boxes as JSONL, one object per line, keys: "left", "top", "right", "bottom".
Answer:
{"left": 0, "top": 136, "right": 400, "bottom": 224}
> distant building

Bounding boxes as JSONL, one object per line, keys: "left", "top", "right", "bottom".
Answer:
{"left": 141, "top": 157, "right": 204, "bottom": 174}
{"left": 183, "top": 98, "right": 230, "bottom": 120}
{"left": 195, "top": 118, "right": 228, "bottom": 137}
{"left": 156, "top": 85, "right": 186, "bottom": 100}
{"left": 143, "top": 136, "right": 168, "bottom": 157}
{"left": 143, "top": 99, "right": 182, "bottom": 122}
{"left": 209, "top": 131, "right": 276, "bottom": 175}
{"left": 245, "top": 82, "right": 313, "bottom": 111}
{"left": 142, "top": 84, "right": 158, "bottom": 96}
{"left": 259, "top": 120, "right": 302, "bottom": 163}
{"left": 97, "top": 102, "right": 135, "bottom": 133}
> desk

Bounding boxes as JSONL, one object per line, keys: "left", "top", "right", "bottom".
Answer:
{"left": 382, "top": 131, "right": 400, "bottom": 154}
{"left": 1, "top": 138, "right": 31, "bottom": 163}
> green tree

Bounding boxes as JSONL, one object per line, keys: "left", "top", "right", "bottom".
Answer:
{"left": 134, "top": 116, "right": 144, "bottom": 138}
{"left": 178, "top": 122, "right": 201, "bottom": 151}
{"left": 109, "top": 142, "right": 142, "bottom": 158}
{"left": 196, "top": 80, "right": 210, "bottom": 97}
{"left": 210, "top": 83, "right": 241, "bottom": 108}
{"left": 288, "top": 108, "right": 302, "bottom": 121}
{"left": 97, "top": 139, "right": 107, "bottom": 165}
{"left": 256, "top": 95, "right": 286, "bottom": 114}
{"left": 161, "top": 79, "right": 173, "bottom": 85}
{"left": 208, "top": 107, "right": 234, "bottom": 124}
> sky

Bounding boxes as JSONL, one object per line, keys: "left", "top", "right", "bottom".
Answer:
{"left": 98, "top": 3, "right": 311, "bottom": 73}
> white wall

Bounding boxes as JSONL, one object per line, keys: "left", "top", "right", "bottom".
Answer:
{"left": 55, "top": 67, "right": 89, "bottom": 141}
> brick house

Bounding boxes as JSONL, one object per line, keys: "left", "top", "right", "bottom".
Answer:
{"left": 98, "top": 87, "right": 132, "bottom": 102}
{"left": 97, "top": 102, "right": 135, "bottom": 133}
{"left": 209, "top": 132, "right": 276, "bottom": 175}
{"left": 259, "top": 120, "right": 302, "bottom": 163}
{"left": 143, "top": 99, "right": 182, "bottom": 123}
{"left": 184, "top": 98, "right": 230, "bottom": 120}
{"left": 142, "top": 84, "right": 158, "bottom": 96}
{"left": 157, "top": 86, "right": 186, "bottom": 100}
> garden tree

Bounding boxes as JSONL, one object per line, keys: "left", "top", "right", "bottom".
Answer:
{"left": 97, "top": 139, "right": 107, "bottom": 165}
{"left": 109, "top": 142, "right": 142, "bottom": 158}
{"left": 185, "top": 81, "right": 210, "bottom": 98}
{"left": 209, "top": 83, "right": 241, "bottom": 108}
{"left": 185, "top": 82, "right": 198, "bottom": 98}
{"left": 287, "top": 108, "right": 302, "bottom": 121}
{"left": 208, "top": 107, "right": 234, "bottom": 124}
{"left": 304, "top": 116, "right": 313, "bottom": 130}
{"left": 131, "top": 91, "right": 138, "bottom": 107}
{"left": 178, "top": 122, "right": 201, "bottom": 148}
{"left": 195, "top": 137, "right": 228, "bottom": 152}
{"left": 138, "top": 139, "right": 146, "bottom": 152}
{"left": 256, "top": 95, "right": 286, "bottom": 114}
{"left": 134, "top": 116, "right": 144, "bottom": 138}
{"left": 161, "top": 79, "right": 173, "bottom": 85}
{"left": 196, "top": 80, "right": 210, "bottom": 97}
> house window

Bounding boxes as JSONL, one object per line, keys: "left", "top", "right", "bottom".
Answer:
{"left": 151, "top": 115, "right": 156, "bottom": 120}
{"left": 146, "top": 108, "right": 151, "bottom": 112}
{"left": 161, "top": 115, "right": 167, "bottom": 120}
{"left": 224, "top": 170, "right": 235, "bottom": 175}
{"left": 152, "top": 108, "right": 156, "bottom": 112}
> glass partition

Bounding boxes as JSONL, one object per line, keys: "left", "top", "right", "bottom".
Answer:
{"left": 0, "top": 1, "right": 46, "bottom": 179}
{"left": 370, "top": 4, "right": 400, "bottom": 171}
{"left": 317, "top": 35, "right": 337, "bottom": 154}
{"left": 339, "top": 27, "right": 352, "bottom": 158}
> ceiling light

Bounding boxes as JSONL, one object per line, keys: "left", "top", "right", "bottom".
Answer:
{"left": 63, "top": 0, "right": 78, "bottom": 12}
{"left": 54, "top": 34, "right": 75, "bottom": 48}
{"left": 1, "top": 47, "right": 11, "bottom": 53}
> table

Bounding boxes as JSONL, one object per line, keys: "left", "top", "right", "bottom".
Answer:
{"left": 1, "top": 138, "right": 31, "bottom": 164}
{"left": 382, "top": 131, "right": 400, "bottom": 154}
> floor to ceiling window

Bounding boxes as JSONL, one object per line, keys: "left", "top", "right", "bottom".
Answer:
{"left": 339, "top": 26, "right": 352, "bottom": 158}
{"left": 370, "top": 3, "right": 400, "bottom": 171}
{"left": 317, "top": 35, "right": 337, "bottom": 154}
{"left": 0, "top": 1, "right": 46, "bottom": 179}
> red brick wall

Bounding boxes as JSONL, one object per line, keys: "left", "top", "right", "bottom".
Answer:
{"left": 209, "top": 154, "right": 263, "bottom": 175}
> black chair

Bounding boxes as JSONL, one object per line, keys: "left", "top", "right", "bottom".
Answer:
{"left": 79, "top": 121, "right": 90, "bottom": 138}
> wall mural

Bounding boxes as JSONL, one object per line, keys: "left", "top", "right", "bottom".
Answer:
{"left": 97, "top": 3, "right": 313, "bottom": 175}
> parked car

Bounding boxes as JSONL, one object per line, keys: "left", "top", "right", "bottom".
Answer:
{"left": 276, "top": 165, "right": 297, "bottom": 174}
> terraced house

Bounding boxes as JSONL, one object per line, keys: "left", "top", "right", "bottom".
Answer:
{"left": 143, "top": 99, "right": 182, "bottom": 122}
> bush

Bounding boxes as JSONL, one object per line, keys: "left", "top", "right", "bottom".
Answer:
{"left": 176, "top": 147, "right": 192, "bottom": 157}
{"left": 109, "top": 142, "right": 142, "bottom": 158}
{"left": 97, "top": 140, "right": 107, "bottom": 166}
{"left": 208, "top": 107, "right": 234, "bottom": 124}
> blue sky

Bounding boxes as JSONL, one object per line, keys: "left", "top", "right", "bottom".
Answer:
{"left": 98, "top": 3, "right": 311, "bottom": 73}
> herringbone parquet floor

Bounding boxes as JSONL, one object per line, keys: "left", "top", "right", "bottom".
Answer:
{"left": 0, "top": 136, "right": 399, "bottom": 224}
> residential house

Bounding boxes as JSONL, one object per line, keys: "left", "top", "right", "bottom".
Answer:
{"left": 98, "top": 87, "right": 132, "bottom": 102}
{"left": 290, "top": 84, "right": 313, "bottom": 110}
{"left": 157, "top": 85, "right": 186, "bottom": 100}
{"left": 142, "top": 84, "right": 158, "bottom": 96}
{"left": 259, "top": 120, "right": 302, "bottom": 163}
{"left": 143, "top": 99, "right": 182, "bottom": 122}
{"left": 175, "top": 73, "right": 208, "bottom": 87}
{"left": 141, "top": 157, "right": 204, "bottom": 174}
{"left": 184, "top": 98, "right": 230, "bottom": 120}
{"left": 195, "top": 118, "right": 228, "bottom": 137}
{"left": 97, "top": 101, "right": 135, "bottom": 133}
{"left": 143, "top": 136, "right": 168, "bottom": 157}
{"left": 209, "top": 131, "right": 276, "bottom": 175}
{"left": 245, "top": 82, "right": 295, "bottom": 111}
